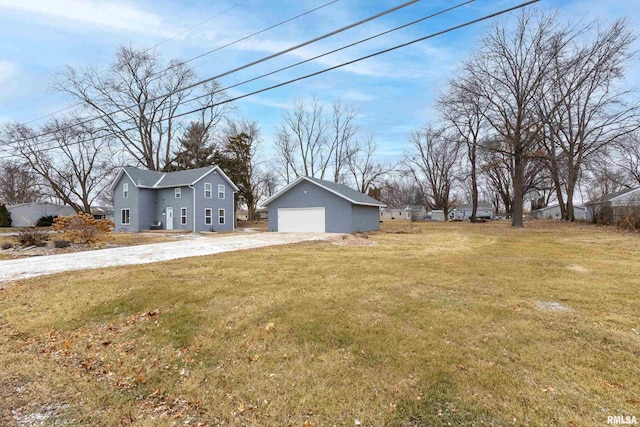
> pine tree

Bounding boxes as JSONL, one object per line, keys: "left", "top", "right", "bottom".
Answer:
{"left": 0, "top": 204, "right": 11, "bottom": 227}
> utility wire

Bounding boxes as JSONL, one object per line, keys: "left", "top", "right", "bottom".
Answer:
{"left": 10, "top": 0, "right": 421, "bottom": 144}
{"left": 20, "top": 0, "right": 338, "bottom": 126}
{"left": 0, "top": 0, "right": 539, "bottom": 160}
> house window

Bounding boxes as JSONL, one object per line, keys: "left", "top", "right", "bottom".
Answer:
{"left": 123, "top": 183, "right": 128, "bottom": 198}
{"left": 175, "top": 188, "right": 181, "bottom": 199}
{"left": 218, "top": 209, "right": 225, "bottom": 225}
{"left": 121, "top": 209, "right": 130, "bottom": 225}
{"left": 205, "top": 208, "right": 212, "bottom": 225}
{"left": 204, "top": 183, "right": 212, "bottom": 198}
{"left": 218, "top": 184, "right": 225, "bottom": 199}
{"left": 180, "top": 208, "right": 187, "bottom": 225}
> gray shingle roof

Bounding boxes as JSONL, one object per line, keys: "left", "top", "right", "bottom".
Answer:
{"left": 263, "top": 176, "right": 385, "bottom": 207}
{"left": 123, "top": 166, "right": 223, "bottom": 188}
{"left": 304, "top": 176, "right": 385, "bottom": 206}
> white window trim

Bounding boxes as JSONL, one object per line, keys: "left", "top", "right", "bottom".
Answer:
{"left": 218, "top": 184, "right": 225, "bottom": 199}
{"left": 175, "top": 188, "right": 181, "bottom": 199}
{"left": 180, "top": 207, "right": 187, "bottom": 225}
{"left": 218, "top": 208, "right": 225, "bottom": 225}
{"left": 204, "top": 183, "right": 212, "bottom": 198}
{"left": 123, "top": 183, "right": 128, "bottom": 198}
{"left": 204, "top": 208, "right": 213, "bottom": 225}
{"left": 121, "top": 209, "right": 130, "bottom": 225}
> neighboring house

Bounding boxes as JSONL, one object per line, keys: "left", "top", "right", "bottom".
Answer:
{"left": 380, "top": 205, "right": 426, "bottom": 221}
{"left": 586, "top": 187, "right": 640, "bottom": 223}
{"left": 450, "top": 203, "right": 494, "bottom": 220}
{"left": 7, "top": 202, "right": 76, "bottom": 227}
{"left": 91, "top": 206, "right": 115, "bottom": 222}
{"left": 236, "top": 210, "right": 249, "bottom": 221}
{"left": 262, "top": 176, "right": 386, "bottom": 233}
{"left": 532, "top": 204, "right": 589, "bottom": 220}
{"left": 427, "top": 210, "right": 446, "bottom": 221}
{"left": 110, "top": 166, "right": 238, "bottom": 232}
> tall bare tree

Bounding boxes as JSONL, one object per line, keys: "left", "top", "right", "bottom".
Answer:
{"left": 461, "top": 10, "right": 571, "bottom": 227}
{"left": 347, "top": 135, "right": 390, "bottom": 194}
{"left": 274, "top": 97, "right": 359, "bottom": 183}
{"left": 0, "top": 160, "right": 41, "bottom": 204}
{"left": 54, "top": 46, "right": 231, "bottom": 171}
{"left": 541, "top": 19, "right": 637, "bottom": 220}
{"left": 4, "top": 118, "right": 115, "bottom": 213}
{"left": 404, "top": 126, "right": 461, "bottom": 218}
{"left": 439, "top": 78, "right": 487, "bottom": 222}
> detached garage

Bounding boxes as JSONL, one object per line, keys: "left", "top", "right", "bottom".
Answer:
{"left": 262, "top": 176, "right": 386, "bottom": 233}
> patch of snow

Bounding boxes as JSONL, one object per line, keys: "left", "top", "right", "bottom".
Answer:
{"left": 535, "top": 301, "right": 572, "bottom": 312}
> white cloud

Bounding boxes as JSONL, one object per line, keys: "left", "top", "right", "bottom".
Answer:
{"left": 0, "top": 0, "right": 181, "bottom": 37}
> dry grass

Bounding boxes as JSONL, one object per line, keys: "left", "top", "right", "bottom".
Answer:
{"left": 0, "top": 221, "right": 639, "bottom": 426}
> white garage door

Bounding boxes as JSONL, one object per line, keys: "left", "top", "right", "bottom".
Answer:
{"left": 278, "top": 207, "right": 325, "bottom": 232}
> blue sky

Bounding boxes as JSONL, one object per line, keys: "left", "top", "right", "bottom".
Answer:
{"left": 1, "top": 0, "right": 638, "bottom": 162}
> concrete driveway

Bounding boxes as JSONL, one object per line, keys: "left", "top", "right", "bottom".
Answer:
{"left": 0, "top": 232, "right": 331, "bottom": 283}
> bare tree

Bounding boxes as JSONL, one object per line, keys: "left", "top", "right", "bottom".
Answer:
{"left": 378, "top": 175, "right": 421, "bottom": 208}
{"left": 0, "top": 160, "right": 41, "bottom": 204}
{"left": 4, "top": 118, "right": 115, "bottom": 213}
{"left": 404, "top": 126, "right": 461, "bottom": 218}
{"left": 461, "top": 10, "right": 573, "bottom": 227}
{"left": 347, "top": 135, "right": 391, "bottom": 194}
{"left": 616, "top": 132, "right": 640, "bottom": 185}
{"left": 541, "top": 19, "right": 637, "bottom": 220}
{"left": 54, "top": 46, "right": 231, "bottom": 171}
{"left": 439, "top": 78, "right": 487, "bottom": 222}
{"left": 274, "top": 97, "right": 359, "bottom": 183}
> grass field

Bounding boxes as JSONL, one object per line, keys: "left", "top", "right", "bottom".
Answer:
{"left": 0, "top": 221, "right": 639, "bottom": 426}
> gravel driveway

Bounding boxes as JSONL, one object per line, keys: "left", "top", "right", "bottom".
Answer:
{"left": 0, "top": 232, "right": 331, "bottom": 283}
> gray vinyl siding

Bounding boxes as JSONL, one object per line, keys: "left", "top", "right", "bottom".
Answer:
{"left": 268, "top": 180, "right": 365, "bottom": 233}
{"left": 6, "top": 203, "right": 76, "bottom": 227}
{"left": 193, "top": 172, "right": 235, "bottom": 232}
{"left": 112, "top": 168, "right": 235, "bottom": 232}
{"left": 351, "top": 205, "right": 380, "bottom": 232}
{"left": 113, "top": 174, "right": 139, "bottom": 232}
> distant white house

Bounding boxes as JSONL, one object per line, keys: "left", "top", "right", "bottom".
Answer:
{"left": 6, "top": 202, "right": 76, "bottom": 227}
{"left": 586, "top": 187, "right": 640, "bottom": 222}
{"left": 450, "top": 203, "right": 494, "bottom": 220}
{"left": 532, "top": 204, "right": 589, "bottom": 220}
{"left": 380, "top": 205, "right": 426, "bottom": 221}
{"left": 428, "top": 210, "right": 446, "bottom": 221}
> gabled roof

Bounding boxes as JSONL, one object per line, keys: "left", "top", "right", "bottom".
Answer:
{"left": 533, "top": 204, "right": 587, "bottom": 213}
{"left": 110, "top": 166, "right": 239, "bottom": 191}
{"left": 586, "top": 187, "right": 639, "bottom": 204}
{"left": 262, "top": 176, "right": 386, "bottom": 207}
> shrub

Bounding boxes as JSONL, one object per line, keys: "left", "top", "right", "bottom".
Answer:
{"left": 0, "top": 204, "right": 11, "bottom": 227}
{"left": 53, "top": 239, "right": 72, "bottom": 248}
{"left": 53, "top": 213, "right": 114, "bottom": 245}
{"left": 36, "top": 215, "right": 57, "bottom": 227}
{"left": 16, "top": 227, "right": 49, "bottom": 247}
{"left": 617, "top": 207, "right": 640, "bottom": 231}
{"left": 1, "top": 242, "right": 13, "bottom": 250}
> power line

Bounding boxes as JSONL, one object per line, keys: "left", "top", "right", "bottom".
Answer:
{"left": 18, "top": 0, "right": 342, "bottom": 127}
{"left": 0, "top": 0, "right": 540, "bottom": 161}
{"left": 10, "top": 0, "right": 421, "bottom": 144}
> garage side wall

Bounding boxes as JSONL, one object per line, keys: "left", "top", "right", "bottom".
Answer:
{"left": 267, "top": 181, "right": 352, "bottom": 232}
{"left": 351, "top": 205, "right": 380, "bottom": 232}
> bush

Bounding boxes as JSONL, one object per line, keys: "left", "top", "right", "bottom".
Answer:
{"left": 16, "top": 227, "right": 49, "bottom": 247}
{"left": 53, "top": 213, "right": 114, "bottom": 245}
{"left": 1, "top": 242, "right": 13, "bottom": 250}
{"left": 36, "top": 215, "right": 57, "bottom": 227}
{"left": 53, "top": 239, "right": 72, "bottom": 248}
{"left": 617, "top": 207, "right": 640, "bottom": 231}
{"left": 0, "top": 204, "right": 11, "bottom": 227}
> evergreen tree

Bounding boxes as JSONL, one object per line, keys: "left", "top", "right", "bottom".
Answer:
{"left": 0, "top": 204, "right": 11, "bottom": 227}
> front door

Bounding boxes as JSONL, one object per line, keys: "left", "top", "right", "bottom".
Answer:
{"left": 166, "top": 207, "right": 174, "bottom": 230}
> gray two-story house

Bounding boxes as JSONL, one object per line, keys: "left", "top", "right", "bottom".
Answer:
{"left": 110, "top": 166, "right": 238, "bottom": 232}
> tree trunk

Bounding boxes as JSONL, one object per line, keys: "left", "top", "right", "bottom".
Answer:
{"left": 470, "top": 146, "right": 478, "bottom": 223}
{"left": 512, "top": 149, "right": 525, "bottom": 228}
